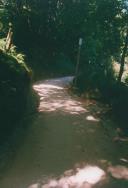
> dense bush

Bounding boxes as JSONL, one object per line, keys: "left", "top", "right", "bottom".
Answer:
{"left": 0, "top": 48, "right": 31, "bottom": 139}
{"left": 109, "top": 82, "right": 128, "bottom": 125}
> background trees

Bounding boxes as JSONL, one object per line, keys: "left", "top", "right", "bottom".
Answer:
{"left": 0, "top": 0, "right": 128, "bottom": 84}
{"left": 0, "top": 0, "right": 128, "bottom": 130}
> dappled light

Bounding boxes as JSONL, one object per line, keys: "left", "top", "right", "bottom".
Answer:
{"left": 33, "top": 77, "right": 87, "bottom": 114}
{"left": 108, "top": 165, "right": 128, "bottom": 180}
{"left": 113, "top": 136, "right": 128, "bottom": 142}
{"left": 86, "top": 115, "right": 100, "bottom": 122}
{"left": 1, "top": 77, "right": 128, "bottom": 188}
{"left": 28, "top": 165, "right": 106, "bottom": 188}
{"left": 0, "top": 0, "right": 128, "bottom": 186}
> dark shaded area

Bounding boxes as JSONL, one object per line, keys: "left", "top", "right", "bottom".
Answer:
{"left": 94, "top": 80, "right": 128, "bottom": 132}
{"left": 0, "top": 50, "right": 33, "bottom": 141}
{"left": 109, "top": 83, "right": 128, "bottom": 131}
{"left": 2, "top": 0, "right": 127, "bottom": 82}
{"left": 73, "top": 68, "right": 128, "bottom": 131}
{"left": 0, "top": 78, "right": 127, "bottom": 188}
{"left": 25, "top": 49, "right": 75, "bottom": 81}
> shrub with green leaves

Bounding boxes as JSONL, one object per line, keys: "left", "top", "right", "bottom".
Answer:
{"left": 0, "top": 46, "right": 31, "bottom": 138}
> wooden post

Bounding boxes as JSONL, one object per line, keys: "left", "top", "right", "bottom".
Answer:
{"left": 74, "top": 38, "right": 83, "bottom": 86}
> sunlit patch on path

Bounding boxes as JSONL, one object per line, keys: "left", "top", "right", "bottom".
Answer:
{"left": 108, "top": 165, "right": 128, "bottom": 180}
{"left": 86, "top": 115, "right": 100, "bottom": 122}
{"left": 28, "top": 165, "right": 106, "bottom": 188}
{"left": 33, "top": 77, "right": 87, "bottom": 114}
{"left": 0, "top": 77, "right": 128, "bottom": 188}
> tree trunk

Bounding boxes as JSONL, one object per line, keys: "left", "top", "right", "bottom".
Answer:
{"left": 118, "top": 28, "right": 128, "bottom": 82}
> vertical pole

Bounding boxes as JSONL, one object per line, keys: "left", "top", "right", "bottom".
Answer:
{"left": 74, "top": 38, "right": 82, "bottom": 86}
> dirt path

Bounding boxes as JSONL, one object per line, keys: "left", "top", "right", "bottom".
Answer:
{"left": 0, "top": 77, "right": 128, "bottom": 188}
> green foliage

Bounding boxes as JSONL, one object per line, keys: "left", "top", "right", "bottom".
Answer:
{"left": 0, "top": 0, "right": 127, "bottom": 93}
{"left": 0, "top": 45, "right": 31, "bottom": 138}
{"left": 0, "top": 38, "right": 6, "bottom": 50}
{"left": 0, "top": 6, "right": 10, "bottom": 36}
{"left": 124, "top": 72, "right": 128, "bottom": 84}
{"left": 0, "top": 38, "right": 31, "bottom": 73}
{"left": 0, "top": 0, "right": 127, "bottom": 128}
{"left": 0, "top": 0, "right": 127, "bottom": 83}
{"left": 109, "top": 82, "right": 128, "bottom": 125}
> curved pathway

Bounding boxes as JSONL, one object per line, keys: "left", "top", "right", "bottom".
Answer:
{"left": 0, "top": 77, "right": 128, "bottom": 188}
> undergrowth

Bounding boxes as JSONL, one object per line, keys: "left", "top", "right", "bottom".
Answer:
{"left": 0, "top": 38, "right": 32, "bottom": 141}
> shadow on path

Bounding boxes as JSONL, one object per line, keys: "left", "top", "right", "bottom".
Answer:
{"left": 0, "top": 77, "right": 128, "bottom": 188}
